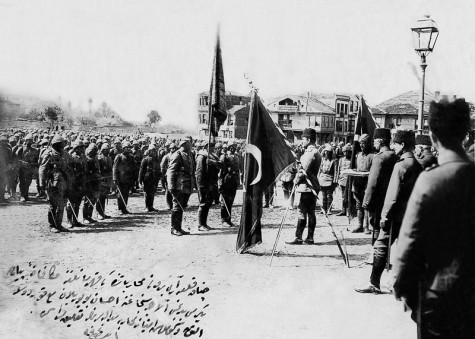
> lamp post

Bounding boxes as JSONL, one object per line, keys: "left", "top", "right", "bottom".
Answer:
{"left": 411, "top": 15, "right": 439, "bottom": 135}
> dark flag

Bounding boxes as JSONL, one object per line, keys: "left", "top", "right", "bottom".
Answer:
{"left": 208, "top": 32, "right": 227, "bottom": 137}
{"left": 236, "top": 92, "right": 296, "bottom": 253}
{"left": 346, "top": 96, "right": 377, "bottom": 219}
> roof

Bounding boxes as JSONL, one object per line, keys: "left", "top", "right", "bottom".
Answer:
{"left": 198, "top": 90, "right": 251, "bottom": 98}
{"left": 376, "top": 90, "right": 434, "bottom": 116}
{"left": 266, "top": 94, "right": 334, "bottom": 114}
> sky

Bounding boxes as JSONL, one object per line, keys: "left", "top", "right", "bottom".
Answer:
{"left": 0, "top": 0, "right": 474, "bottom": 129}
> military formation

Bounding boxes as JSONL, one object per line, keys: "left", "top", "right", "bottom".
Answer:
{"left": 0, "top": 130, "right": 246, "bottom": 236}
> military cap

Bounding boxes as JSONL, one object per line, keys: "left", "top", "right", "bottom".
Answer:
{"left": 122, "top": 141, "right": 132, "bottom": 148}
{"left": 215, "top": 142, "right": 222, "bottom": 148}
{"left": 40, "top": 138, "right": 50, "bottom": 146}
{"left": 114, "top": 138, "right": 122, "bottom": 144}
{"left": 330, "top": 142, "right": 336, "bottom": 147}
{"left": 200, "top": 141, "right": 209, "bottom": 148}
{"left": 323, "top": 143, "right": 333, "bottom": 152}
{"left": 342, "top": 143, "right": 352, "bottom": 152}
{"left": 24, "top": 134, "right": 33, "bottom": 141}
{"left": 0, "top": 135, "right": 8, "bottom": 143}
{"left": 415, "top": 134, "right": 432, "bottom": 146}
{"left": 51, "top": 134, "right": 64, "bottom": 145}
{"left": 359, "top": 134, "right": 370, "bottom": 142}
{"left": 101, "top": 143, "right": 110, "bottom": 151}
{"left": 165, "top": 140, "right": 172, "bottom": 147}
{"left": 9, "top": 136, "right": 16, "bottom": 142}
{"left": 178, "top": 139, "right": 189, "bottom": 147}
{"left": 373, "top": 128, "right": 391, "bottom": 140}
{"left": 132, "top": 140, "right": 139, "bottom": 145}
{"left": 148, "top": 144, "right": 156, "bottom": 151}
{"left": 71, "top": 140, "right": 84, "bottom": 150}
{"left": 302, "top": 128, "right": 317, "bottom": 140}
{"left": 393, "top": 130, "right": 415, "bottom": 146}
{"left": 169, "top": 143, "right": 177, "bottom": 149}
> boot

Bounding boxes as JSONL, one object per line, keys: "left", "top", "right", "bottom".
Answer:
{"left": 287, "top": 219, "right": 306, "bottom": 244}
{"left": 348, "top": 210, "right": 364, "bottom": 232}
{"left": 369, "top": 253, "right": 386, "bottom": 289}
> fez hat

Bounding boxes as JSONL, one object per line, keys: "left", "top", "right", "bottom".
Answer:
{"left": 415, "top": 134, "right": 432, "bottom": 146}
{"left": 373, "top": 128, "right": 391, "bottom": 140}
{"left": 393, "top": 130, "right": 415, "bottom": 145}
{"left": 302, "top": 128, "right": 317, "bottom": 139}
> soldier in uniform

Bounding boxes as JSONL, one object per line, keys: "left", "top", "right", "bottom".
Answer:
{"left": 286, "top": 128, "right": 322, "bottom": 245}
{"left": 131, "top": 140, "right": 142, "bottom": 193}
{"left": 355, "top": 130, "right": 422, "bottom": 294}
{"left": 362, "top": 128, "right": 398, "bottom": 243}
{"left": 138, "top": 144, "right": 161, "bottom": 212}
{"left": 218, "top": 142, "right": 240, "bottom": 227}
{"left": 109, "top": 138, "right": 122, "bottom": 162}
{"left": 83, "top": 143, "right": 101, "bottom": 224}
{"left": 36, "top": 138, "right": 50, "bottom": 198}
{"left": 335, "top": 143, "right": 352, "bottom": 216}
{"left": 66, "top": 140, "right": 85, "bottom": 227}
{"left": 415, "top": 134, "right": 437, "bottom": 169}
{"left": 7, "top": 135, "right": 20, "bottom": 197}
{"left": 393, "top": 99, "right": 475, "bottom": 338}
{"left": 96, "top": 143, "right": 113, "bottom": 219}
{"left": 348, "top": 134, "right": 374, "bottom": 233}
{"left": 38, "top": 134, "right": 70, "bottom": 233}
{"left": 318, "top": 144, "right": 338, "bottom": 215}
{"left": 195, "top": 141, "right": 220, "bottom": 231}
{"left": 113, "top": 141, "right": 136, "bottom": 214}
{"left": 167, "top": 139, "right": 193, "bottom": 236}
{"left": 16, "top": 134, "right": 39, "bottom": 202}
{"left": 160, "top": 142, "right": 177, "bottom": 210}
{"left": 0, "top": 135, "right": 11, "bottom": 203}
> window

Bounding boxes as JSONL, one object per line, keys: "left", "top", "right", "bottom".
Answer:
{"left": 229, "top": 131, "right": 233, "bottom": 138}
{"left": 336, "top": 120, "right": 343, "bottom": 132}
{"left": 349, "top": 120, "right": 355, "bottom": 132}
{"left": 350, "top": 101, "right": 354, "bottom": 112}
{"left": 345, "top": 121, "right": 348, "bottom": 132}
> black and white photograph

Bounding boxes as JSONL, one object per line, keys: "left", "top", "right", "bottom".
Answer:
{"left": 1, "top": 0, "right": 474, "bottom": 338}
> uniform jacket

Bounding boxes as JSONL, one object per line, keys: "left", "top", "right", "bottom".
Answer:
{"left": 218, "top": 152, "right": 240, "bottom": 191}
{"left": 98, "top": 154, "right": 113, "bottom": 187}
{"left": 195, "top": 150, "right": 221, "bottom": 189}
{"left": 294, "top": 144, "right": 322, "bottom": 194}
{"left": 68, "top": 153, "right": 86, "bottom": 192}
{"left": 167, "top": 150, "right": 193, "bottom": 194}
{"left": 362, "top": 146, "right": 397, "bottom": 211}
{"left": 335, "top": 156, "right": 351, "bottom": 187}
{"left": 84, "top": 153, "right": 101, "bottom": 192}
{"left": 380, "top": 152, "right": 422, "bottom": 233}
{"left": 17, "top": 146, "right": 39, "bottom": 173}
{"left": 393, "top": 155, "right": 475, "bottom": 334}
{"left": 160, "top": 152, "right": 172, "bottom": 179}
{"left": 39, "top": 148, "right": 70, "bottom": 197}
{"left": 417, "top": 150, "right": 438, "bottom": 169}
{"left": 112, "top": 153, "right": 136, "bottom": 185}
{"left": 139, "top": 155, "right": 161, "bottom": 185}
{"left": 318, "top": 158, "right": 337, "bottom": 187}
{"left": 351, "top": 151, "right": 374, "bottom": 193}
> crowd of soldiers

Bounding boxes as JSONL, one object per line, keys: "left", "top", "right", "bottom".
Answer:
{"left": 0, "top": 130, "right": 245, "bottom": 235}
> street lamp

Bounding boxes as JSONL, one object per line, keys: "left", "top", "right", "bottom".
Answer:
{"left": 411, "top": 15, "right": 439, "bottom": 135}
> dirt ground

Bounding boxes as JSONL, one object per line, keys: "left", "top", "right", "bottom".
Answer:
{"left": 0, "top": 182, "right": 415, "bottom": 339}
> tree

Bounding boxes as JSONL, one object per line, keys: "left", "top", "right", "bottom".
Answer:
{"left": 43, "top": 105, "right": 63, "bottom": 128}
{"left": 147, "top": 110, "right": 162, "bottom": 126}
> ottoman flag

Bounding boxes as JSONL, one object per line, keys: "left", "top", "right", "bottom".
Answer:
{"left": 209, "top": 30, "right": 227, "bottom": 137}
{"left": 236, "top": 91, "right": 296, "bottom": 253}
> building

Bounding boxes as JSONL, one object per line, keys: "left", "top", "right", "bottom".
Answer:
{"left": 197, "top": 91, "right": 251, "bottom": 140}
{"left": 265, "top": 94, "right": 335, "bottom": 143}
{"left": 307, "top": 92, "right": 360, "bottom": 143}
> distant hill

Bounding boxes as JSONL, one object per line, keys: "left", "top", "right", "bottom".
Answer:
{"left": 0, "top": 89, "right": 132, "bottom": 128}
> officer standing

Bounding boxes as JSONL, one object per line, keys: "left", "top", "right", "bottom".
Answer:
{"left": 113, "top": 141, "right": 135, "bottom": 214}
{"left": 0, "top": 135, "right": 11, "bottom": 203}
{"left": 167, "top": 139, "right": 193, "bottom": 236}
{"left": 39, "top": 134, "right": 70, "bottom": 233}
{"left": 17, "top": 134, "right": 39, "bottom": 202}
{"left": 393, "top": 99, "right": 475, "bottom": 337}
{"left": 195, "top": 141, "right": 220, "bottom": 231}
{"left": 36, "top": 138, "right": 50, "bottom": 198}
{"left": 66, "top": 140, "right": 85, "bottom": 227}
{"left": 83, "top": 143, "right": 101, "bottom": 224}
{"left": 415, "top": 134, "right": 437, "bottom": 169}
{"left": 138, "top": 144, "right": 161, "bottom": 212}
{"left": 362, "top": 128, "right": 397, "bottom": 243}
{"left": 335, "top": 143, "right": 352, "bottom": 216}
{"left": 131, "top": 140, "right": 142, "bottom": 193}
{"left": 355, "top": 130, "right": 422, "bottom": 294}
{"left": 160, "top": 142, "right": 177, "bottom": 210}
{"left": 286, "top": 128, "right": 322, "bottom": 245}
{"left": 348, "top": 134, "right": 374, "bottom": 233}
{"left": 96, "top": 143, "right": 113, "bottom": 219}
{"left": 218, "top": 142, "right": 240, "bottom": 227}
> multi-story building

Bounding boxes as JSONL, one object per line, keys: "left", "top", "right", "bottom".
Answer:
{"left": 197, "top": 91, "right": 251, "bottom": 139}
{"left": 307, "top": 92, "right": 360, "bottom": 143}
{"left": 265, "top": 94, "right": 335, "bottom": 143}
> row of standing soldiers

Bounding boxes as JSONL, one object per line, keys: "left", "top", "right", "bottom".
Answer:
{"left": 0, "top": 131, "right": 242, "bottom": 235}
